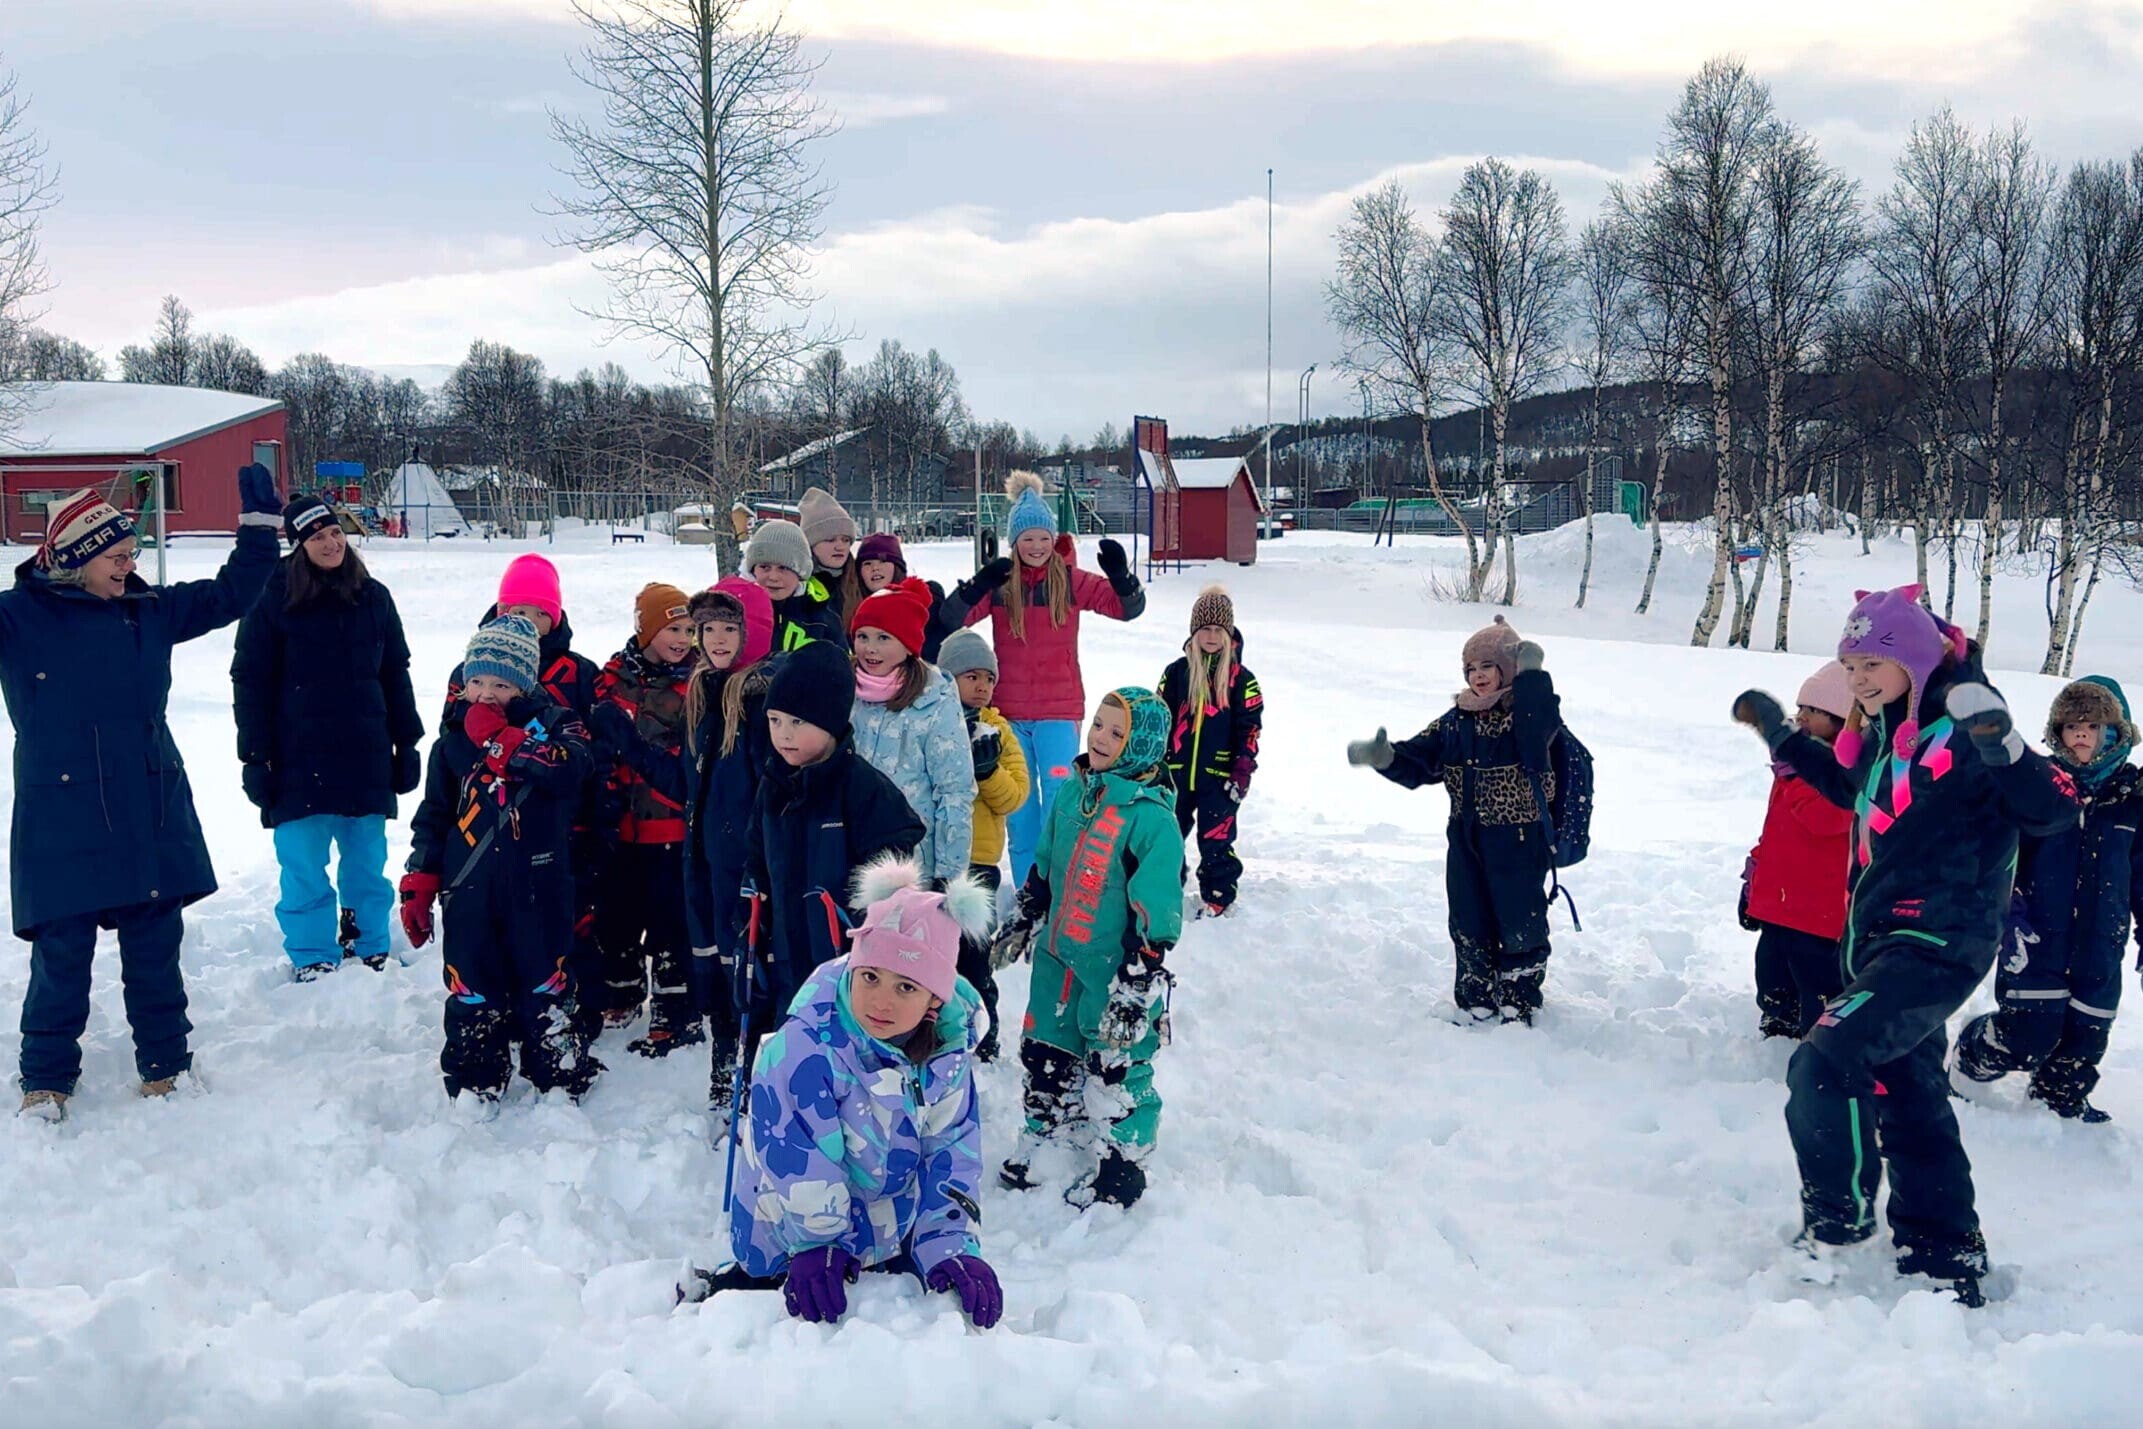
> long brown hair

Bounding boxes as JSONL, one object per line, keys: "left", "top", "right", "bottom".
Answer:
{"left": 829, "top": 559, "right": 867, "bottom": 627}
{"left": 1001, "top": 548, "right": 1071, "bottom": 641}
{"left": 285, "top": 543, "right": 369, "bottom": 609}
{"left": 883, "top": 655, "right": 935, "bottom": 713}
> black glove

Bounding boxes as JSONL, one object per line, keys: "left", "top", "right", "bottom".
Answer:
{"left": 237, "top": 462, "right": 280, "bottom": 516}
{"left": 1096, "top": 538, "right": 1136, "bottom": 594}
{"left": 1737, "top": 855, "right": 1759, "bottom": 932}
{"left": 989, "top": 869, "right": 1052, "bottom": 970}
{"left": 971, "top": 721, "right": 1002, "bottom": 780}
{"left": 589, "top": 700, "right": 638, "bottom": 754}
{"left": 392, "top": 745, "right": 422, "bottom": 796}
{"left": 1732, "top": 691, "right": 1794, "bottom": 752}
{"left": 1346, "top": 728, "right": 1394, "bottom": 770}
{"left": 958, "top": 557, "right": 1014, "bottom": 605}
{"left": 1946, "top": 682, "right": 2025, "bottom": 766}
{"left": 241, "top": 760, "right": 276, "bottom": 811}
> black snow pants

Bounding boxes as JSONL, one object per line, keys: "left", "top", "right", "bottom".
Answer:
{"left": 440, "top": 852, "right": 594, "bottom": 1099}
{"left": 1785, "top": 937, "right": 1989, "bottom": 1276}
{"left": 1446, "top": 821, "right": 1551, "bottom": 1018}
{"left": 960, "top": 863, "right": 1004, "bottom": 1058}
{"left": 1954, "top": 921, "right": 2123, "bottom": 1114}
{"left": 595, "top": 841, "right": 694, "bottom": 1034}
{"left": 1173, "top": 777, "right": 1244, "bottom": 912}
{"left": 1755, "top": 923, "right": 1843, "bottom": 1037}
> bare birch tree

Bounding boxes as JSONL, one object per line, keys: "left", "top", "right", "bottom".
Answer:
{"left": 551, "top": 0, "right": 839, "bottom": 574}
{"left": 1574, "top": 217, "right": 1633, "bottom": 609}
{"left": 1871, "top": 107, "right": 1979, "bottom": 621}
{"left": 1326, "top": 181, "right": 1483, "bottom": 591}
{"left": 1622, "top": 213, "right": 1697, "bottom": 616}
{"left": 1436, "top": 157, "right": 1574, "bottom": 604}
{"left": 1961, "top": 120, "right": 2055, "bottom": 647}
{"left": 1616, "top": 57, "right": 1773, "bottom": 646}
{"left": 0, "top": 59, "right": 55, "bottom": 444}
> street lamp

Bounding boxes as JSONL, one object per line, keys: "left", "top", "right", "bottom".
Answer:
{"left": 1295, "top": 364, "right": 1316, "bottom": 520}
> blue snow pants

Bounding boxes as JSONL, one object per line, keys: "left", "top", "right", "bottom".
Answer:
{"left": 273, "top": 814, "right": 392, "bottom": 968}
{"left": 1006, "top": 719, "right": 1079, "bottom": 885}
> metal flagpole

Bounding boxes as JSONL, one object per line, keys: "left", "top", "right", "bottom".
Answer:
{"left": 1263, "top": 167, "right": 1273, "bottom": 540}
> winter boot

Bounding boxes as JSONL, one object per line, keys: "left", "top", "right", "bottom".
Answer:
{"left": 630, "top": 1001, "right": 706, "bottom": 1059}
{"left": 1897, "top": 1229, "right": 1990, "bottom": 1306}
{"left": 999, "top": 1130, "right": 1048, "bottom": 1191}
{"left": 1786, "top": 1226, "right": 1875, "bottom": 1286}
{"left": 1759, "top": 1013, "right": 1800, "bottom": 1040}
{"left": 1067, "top": 1148, "right": 1146, "bottom": 1210}
{"left": 2029, "top": 1056, "right": 2111, "bottom": 1122}
{"left": 1196, "top": 901, "right": 1232, "bottom": 920}
{"left": 601, "top": 1006, "right": 639, "bottom": 1031}
{"left": 338, "top": 907, "right": 360, "bottom": 959}
{"left": 1496, "top": 965, "right": 1546, "bottom": 1026}
{"left": 18, "top": 1089, "right": 67, "bottom": 1123}
{"left": 1948, "top": 1014, "right": 2008, "bottom": 1097}
{"left": 292, "top": 959, "right": 338, "bottom": 984}
{"left": 709, "top": 1053, "right": 736, "bottom": 1113}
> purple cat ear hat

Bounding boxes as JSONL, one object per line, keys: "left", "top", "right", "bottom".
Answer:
{"left": 1834, "top": 584, "right": 1967, "bottom": 765}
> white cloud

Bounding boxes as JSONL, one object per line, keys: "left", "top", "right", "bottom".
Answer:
{"left": 819, "top": 90, "right": 953, "bottom": 128}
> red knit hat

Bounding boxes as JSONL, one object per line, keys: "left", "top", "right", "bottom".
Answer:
{"left": 849, "top": 577, "right": 934, "bottom": 656}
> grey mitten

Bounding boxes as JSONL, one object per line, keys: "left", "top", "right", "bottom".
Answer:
{"left": 1514, "top": 640, "right": 1545, "bottom": 673}
{"left": 1947, "top": 682, "right": 2024, "bottom": 766}
{"left": 1347, "top": 727, "right": 1395, "bottom": 770}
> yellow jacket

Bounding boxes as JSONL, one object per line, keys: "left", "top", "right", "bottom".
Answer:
{"left": 968, "top": 704, "right": 1029, "bottom": 869}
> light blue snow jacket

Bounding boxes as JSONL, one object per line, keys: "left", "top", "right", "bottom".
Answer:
{"left": 728, "top": 958, "right": 984, "bottom": 1278}
{"left": 850, "top": 669, "right": 977, "bottom": 885}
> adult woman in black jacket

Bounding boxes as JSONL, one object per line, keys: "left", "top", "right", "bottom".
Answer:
{"left": 232, "top": 495, "right": 424, "bottom": 979}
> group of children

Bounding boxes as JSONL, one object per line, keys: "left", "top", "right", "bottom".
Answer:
{"left": 388, "top": 473, "right": 1277, "bottom": 1327}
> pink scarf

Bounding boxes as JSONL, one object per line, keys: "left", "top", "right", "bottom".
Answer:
{"left": 1454, "top": 684, "right": 1511, "bottom": 714}
{"left": 855, "top": 666, "right": 905, "bottom": 704}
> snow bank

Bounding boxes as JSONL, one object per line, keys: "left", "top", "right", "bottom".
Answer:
{"left": 1, "top": 523, "right": 2140, "bottom": 1426}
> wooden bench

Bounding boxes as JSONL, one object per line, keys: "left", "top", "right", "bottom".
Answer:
{"left": 611, "top": 530, "right": 646, "bottom": 544}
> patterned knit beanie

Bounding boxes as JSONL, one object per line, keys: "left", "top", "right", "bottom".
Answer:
{"left": 1101, "top": 686, "right": 1170, "bottom": 779}
{"left": 743, "top": 518, "right": 812, "bottom": 579}
{"left": 798, "top": 486, "right": 857, "bottom": 547}
{"left": 1189, "top": 584, "right": 1234, "bottom": 634}
{"left": 463, "top": 614, "right": 541, "bottom": 693}
{"left": 39, "top": 489, "right": 135, "bottom": 571}
{"left": 1003, "top": 470, "right": 1057, "bottom": 541}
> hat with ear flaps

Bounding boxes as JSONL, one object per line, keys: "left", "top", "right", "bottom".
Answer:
{"left": 2047, "top": 676, "right": 2139, "bottom": 753}
{"left": 1833, "top": 584, "right": 1968, "bottom": 767}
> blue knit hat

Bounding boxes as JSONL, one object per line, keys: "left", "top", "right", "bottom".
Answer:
{"left": 1002, "top": 470, "right": 1056, "bottom": 542}
{"left": 463, "top": 614, "right": 541, "bottom": 693}
{"left": 1102, "top": 685, "right": 1170, "bottom": 779}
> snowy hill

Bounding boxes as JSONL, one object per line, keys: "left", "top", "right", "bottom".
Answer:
{"left": 1, "top": 521, "right": 2139, "bottom": 1426}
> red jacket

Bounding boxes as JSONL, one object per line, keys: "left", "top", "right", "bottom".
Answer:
{"left": 959, "top": 535, "right": 1140, "bottom": 723}
{"left": 1747, "top": 769, "right": 1853, "bottom": 941}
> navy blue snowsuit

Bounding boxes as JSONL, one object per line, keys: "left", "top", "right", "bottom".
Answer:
{"left": 1774, "top": 651, "right": 2075, "bottom": 1275}
{"left": 0, "top": 528, "right": 278, "bottom": 1092}
{"left": 408, "top": 697, "right": 599, "bottom": 1098}
{"left": 679, "top": 658, "right": 774, "bottom": 1036}
{"left": 1954, "top": 762, "right": 2141, "bottom": 1113}
{"left": 1378, "top": 668, "right": 1562, "bottom": 1018}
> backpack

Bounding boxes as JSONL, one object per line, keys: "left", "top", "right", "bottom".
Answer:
{"left": 1543, "top": 728, "right": 1594, "bottom": 869}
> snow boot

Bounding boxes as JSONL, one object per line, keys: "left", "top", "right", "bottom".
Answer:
{"left": 18, "top": 1089, "right": 67, "bottom": 1123}
{"left": 601, "top": 1007, "right": 639, "bottom": 1031}
{"left": 709, "top": 1054, "right": 735, "bottom": 1113}
{"left": 1759, "top": 1014, "right": 1800, "bottom": 1040}
{"left": 1948, "top": 1015, "right": 2007, "bottom": 1098}
{"left": 1897, "top": 1230, "right": 1991, "bottom": 1306}
{"left": 291, "top": 959, "right": 338, "bottom": 984}
{"left": 1196, "top": 901, "right": 1232, "bottom": 920}
{"left": 1067, "top": 1148, "right": 1146, "bottom": 1210}
{"left": 999, "top": 1131, "right": 1047, "bottom": 1191}
{"left": 1495, "top": 966, "right": 1546, "bottom": 1026}
{"left": 629, "top": 1016, "right": 706, "bottom": 1060}
{"left": 1786, "top": 1226, "right": 1874, "bottom": 1286}
{"left": 338, "top": 907, "right": 359, "bottom": 957}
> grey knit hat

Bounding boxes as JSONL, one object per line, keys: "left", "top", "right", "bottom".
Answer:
{"left": 798, "top": 486, "right": 856, "bottom": 546}
{"left": 743, "top": 518, "right": 812, "bottom": 578}
{"left": 936, "top": 627, "right": 998, "bottom": 680}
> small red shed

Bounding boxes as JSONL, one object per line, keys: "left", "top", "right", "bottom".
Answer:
{"left": 0, "top": 381, "right": 287, "bottom": 545}
{"left": 1147, "top": 454, "right": 1262, "bottom": 566}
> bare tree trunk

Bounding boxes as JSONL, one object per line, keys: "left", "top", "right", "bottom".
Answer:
{"left": 1637, "top": 441, "right": 1669, "bottom": 615}
{"left": 1976, "top": 452, "right": 2001, "bottom": 647}
{"left": 1491, "top": 399, "right": 1517, "bottom": 605}
{"left": 2041, "top": 431, "right": 2084, "bottom": 675}
{"left": 1576, "top": 447, "right": 1597, "bottom": 609}
{"left": 2064, "top": 544, "right": 2105, "bottom": 677}
{"left": 1690, "top": 326, "right": 1736, "bottom": 647}
{"left": 1859, "top": 451, "right": 1874, "bottom": 556}
{"left": 1773, "top": 520, "right": 1795, "bottom": 651}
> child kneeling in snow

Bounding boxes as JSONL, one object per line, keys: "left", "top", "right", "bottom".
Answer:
{"left": 992, "top": 687, "right": 1184, "bottom": 1210}
{"left": 1732, "top": 585, "right": 2075, "bottom": 1306}
{"left": 403, "top": 616, "right": 603, "bottom": 1103}
{"left": 1346, "top": 616, "right": 1563, "bottom": 1024}
{"left": 1740, "top": 661, "right": 1855, "bottom": 1038}
{"left": 701, "top": 860, "right": 1002, "bottom": 1329}
{"left": 1952, "top": 676, "right": 2142, "bottom": 1122}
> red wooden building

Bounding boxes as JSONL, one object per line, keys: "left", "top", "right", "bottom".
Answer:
{"left": 0, "top": 381, "right": 286, "bottom": 545}
{"left": 1140, "top": 451, "right": 1262, "bottom": 566}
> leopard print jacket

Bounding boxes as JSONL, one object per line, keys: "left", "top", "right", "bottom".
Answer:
{"left": 1433, "top": 706, "right": 1554, "bottom": 826}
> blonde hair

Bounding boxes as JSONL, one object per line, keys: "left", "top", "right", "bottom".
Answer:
{"left": 1185, "top": 638, "right": 1234, "bottom": 714}
{"left": 1002, "top": 548, "right": 1071, "bottom": 640}
{"left": 684, "top": 636, "right": 755, "bottom": 759}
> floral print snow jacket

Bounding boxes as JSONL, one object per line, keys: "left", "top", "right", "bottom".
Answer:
{"left": 729, "top": 958, "right": 984, "bottom": 1278}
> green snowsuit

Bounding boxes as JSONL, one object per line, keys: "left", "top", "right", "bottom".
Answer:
{"left": 1022, "top": 759, "right": 1184, "bottom": 1153}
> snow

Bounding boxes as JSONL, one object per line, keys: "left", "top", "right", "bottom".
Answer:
{"left": 4, "top": 518, "right": 2143, "bottom": 1425}
{"left": 0, "top": 381, "right": 281, "bottom": 457}
{"left": 1165, "top": 457, "right": 1252, "bottom": 491}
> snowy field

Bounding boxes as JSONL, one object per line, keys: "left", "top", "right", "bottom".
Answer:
{"left": 3, "top": 518, "right": 2143, "bottom": 1426}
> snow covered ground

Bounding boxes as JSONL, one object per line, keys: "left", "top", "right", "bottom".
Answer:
{"left": 3, "top": 518, "right": 2142, "bottom": 1427}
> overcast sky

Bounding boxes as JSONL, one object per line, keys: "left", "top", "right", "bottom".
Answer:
{"left": 11, "top": 0, "right": 2143, "bottom": 439}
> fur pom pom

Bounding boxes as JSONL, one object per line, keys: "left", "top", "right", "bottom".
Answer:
{"left": 1004, "top": 469, "right": 1046, "bottom": 500}
{"left": 937, "top": 872, "right": 997, "bottom": 941}
{"left": 850, "top": 852, "right": 926, "bottom": 909}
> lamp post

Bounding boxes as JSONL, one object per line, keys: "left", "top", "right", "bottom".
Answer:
{"left": 1295, "top": 363, "right": 1316, "bottom": 519}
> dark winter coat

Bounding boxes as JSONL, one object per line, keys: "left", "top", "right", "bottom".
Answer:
{"left": 592, "top": 644, "right": 693, "bottom": 845}
{"left": 682, "top": 660, "right": 775, "bottom": 955}
{"left": 1777, "top": 647, "right": 2077, "bottom": 978}
{"left": 1159, "top": 631, "right": 1264, "bottom": 797}
{"left": 1747, "top": 767, "right": 1854, "bottom": 942}
{"left": 407, "top": 697, "right": 594, "bottom": 890}
{"left": 772, "top": 578, "right": 847, "bottom": 654}
{"left": 2010, "top": 762, "right": 2143, "bottom": 983}
{"left": 1378, "top": 669, "right": 1562, "bottom": 830}
{"left": 743, "top": 739, "right": 925, "bottom": 1018}
{"left": 230, "top": 557, "right": 425, "bottom": 828}
{"left": 0, "top": 526, "right": 279, "bottom": 937}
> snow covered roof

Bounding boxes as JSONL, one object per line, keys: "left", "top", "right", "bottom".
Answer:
{"left": 1170, "top": 456, "right": 1253, "bottom": 490}
{"left": 0, "top": 381, "right": 282, "bottom": 458}
{"left": 760, "top": 427, "right": 869, "bottom": 474}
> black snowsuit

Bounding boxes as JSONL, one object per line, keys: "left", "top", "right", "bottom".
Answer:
{"left": 681, "top": 659, "right": 774, "bottom": 1039}
{"left": 1159, "top": 634, "right": 1263, "bottom": 912}
{"left": 1379, "top": 669, "right": 1561, "bottom": 1019}
{"left": 444, "top": 608, "right": 603, "bottom": 1030}
{"left": 1954, "top": 762, "right": 2141, "bottom": 1113}
{"left": 409, "top": 697, "right": 599, "bottom": 1098}
{"left": 1774, "top": 651, "right": 2076, "bottom": 1275}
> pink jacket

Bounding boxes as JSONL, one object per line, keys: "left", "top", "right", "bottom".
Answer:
{"left": 960, "top": 535, "right": 1140, "bottom": 722}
